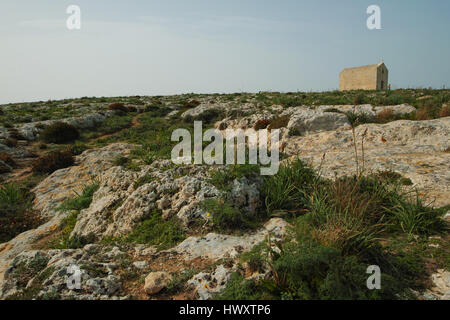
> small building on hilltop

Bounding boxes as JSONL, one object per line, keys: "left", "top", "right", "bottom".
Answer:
{"left": 340, "top": 62, "right": 388, "bottom": 91}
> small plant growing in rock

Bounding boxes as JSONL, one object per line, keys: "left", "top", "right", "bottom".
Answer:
{"left": 183, "top": 100, "right": 201, "bottom": 109}
{"left": 40, "top": 122, "right": 80, "bottom": 144}
{"left": 4, "top": 137, "right": 18, "bottom": 148}
{"left": 201, "top": 198, "right": 251, "bottom": 232}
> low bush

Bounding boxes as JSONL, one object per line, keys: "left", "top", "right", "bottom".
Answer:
{"left": 127, "top": 210, "right": 185, "bottom": 250}
{"left": 268, "top": 116, "right": 290, "bottom": 130}
{"left": 345, "top": 111, "right": 374, "bottom": 127}
{"left": 32, "top": 150, "right": 74, "bottom": 174}
{"left": 108, "top": 102, "right": 128, "bottom": 114}
{"left": 439, "top": 104, "right": 450, "bottom": 118}
{"left": 209, "top": 164, "right": 260, "bottom": 191}
{"left": 375, "top": 108, "right": 395, "bottom": 123}
{"left": 40, "top": 122, "right": 80, "bottom": 144}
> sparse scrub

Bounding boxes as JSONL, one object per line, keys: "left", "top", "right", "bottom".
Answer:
{"left": 201, "top": 198, "right": 252, "bottom": 232}
{"left": 375, "top": 108, "right": 395, "bottom": 123}
{"left": 0, "top": 152, "right": 16, "bottom": 167}
{"left": 108, "top": 102, "right": 129, "bottom": 114}
{"left": 126, "top": 210, "right": 185, "bottom": 250}
{"left": 262, "top": 158, "right": 317, "bottom": 215}
{"left": 209, "top": 164, "right": 260, "bottom": 191}
{"left": 40, "top": 122, "right": 80, "bottom": 144}
{"left": 0, "top": 183, "right": 43, "bottom": 243}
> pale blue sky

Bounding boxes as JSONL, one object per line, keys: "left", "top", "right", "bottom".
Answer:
{"left": 1, "top": 0, "right": 449, "bottom": 104}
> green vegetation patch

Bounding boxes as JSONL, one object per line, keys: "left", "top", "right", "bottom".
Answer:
{"left": 126, "top": 210, "right": 185, "bottom": 251}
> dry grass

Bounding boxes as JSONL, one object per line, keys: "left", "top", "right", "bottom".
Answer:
{"left": 439, "top": 104, "right": 450, "bottom": 118}
{"left": 376, "top": 108, "right": 395, "bottom": 123}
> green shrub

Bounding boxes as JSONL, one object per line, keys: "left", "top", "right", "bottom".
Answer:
{"left": 345, "top": 111, "right": 374, "bottom": 127}
{"left": 0, "top": 183, "right": 43, "bottom": 243}
{"left": 219, "top": 236, "right": 415, "bottom": 300}
{"left": 32, "top": 150, "right": 74, "bottom": 174}
{"left": 127, "top": 210, "right": 185, "bottom": 250}
{"left": 40, "top": 122, "right": 80, "bottom": 144}
{"left": 201, "top": 199, "right": 251, "bottom": 232}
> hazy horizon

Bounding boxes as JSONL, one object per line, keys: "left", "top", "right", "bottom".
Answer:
{"left": 1, "top": 0, "right": 449, "bottom": 105}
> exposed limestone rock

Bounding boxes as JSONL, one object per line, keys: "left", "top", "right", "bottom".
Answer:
{"left": 1, "top": 112, "right": 114, "bottom": 141}
{"left": 144, "top": 271, "right": 172, "bottom": 295}
{"left": 0, "top": 143, "right": 135, "bottom": 288}
{"left": 174, "top": 218, "right": 289, "bottom": 261}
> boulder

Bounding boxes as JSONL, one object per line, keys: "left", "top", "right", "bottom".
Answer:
{"left": 287, "top": 109, "right": 350, "bottom": 135}
{"left": 144, "top": 272, "right": 172, "bottom": 295}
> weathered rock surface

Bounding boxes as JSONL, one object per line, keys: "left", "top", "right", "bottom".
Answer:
{"left": 174, "top": 218, "right": 289, "bottom": 261}
{"left": 0, "top": 143, "right": 135, "bottom": 288}
{"left": 284, "top": 117, "right": 450, "bottom": 207}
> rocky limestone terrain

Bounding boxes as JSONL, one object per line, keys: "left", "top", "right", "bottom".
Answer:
{"left": 0, "top": 91, "right": 449, "bottom": 300}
